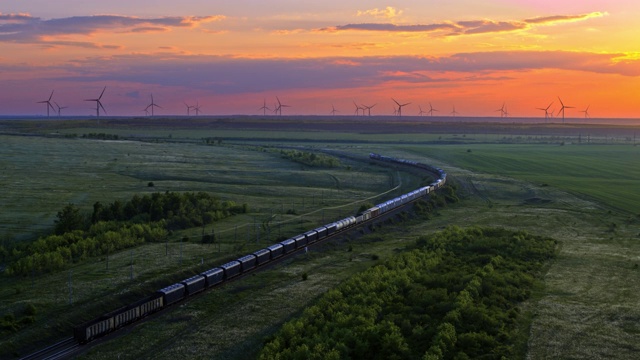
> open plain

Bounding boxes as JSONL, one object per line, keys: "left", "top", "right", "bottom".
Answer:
{"left": 0, "top": 116, "right": 639, "bottom": 359}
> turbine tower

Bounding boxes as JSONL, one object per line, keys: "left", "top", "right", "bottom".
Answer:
{"left": 37, "top": 90, "right": 55, "bottom": 117}
{"left": 193, "top": 101, "right": 201, "bottom": 116}
{"left": 352, "top": 101, "right": 363, "bottom": 116}
{"left": 259, "top": 99, "right": 270, "bottom": 116}
{"left": 330, "top": 104, "right": 339, "bottom": 116}
{"left": 427, "top": 103, "right": 438, "bottom": 116}
{"left": 450, "top": 105, "right": 459, "bottom": 117}
{"left": 536, "top": 101, "right": 554, "bottom": 121}
{"left": 495, "top": 103, "right": 506, "bottom": 117}
{"left": 418, "top": 106, "right": 426, "bottom": 116}
{"left": 54, "top": 102, "right": 68, "bottom": 117}
{"left": 275, "top": 96, "right": 290, "bottom": 116}
{"left": 184, "top": 102, "right": 193, "bottom": 116}
{"left": 392, "top": 98, "right": 410, "bottom": 117}
{"left": 362, "top": 103, "right": 376, "bottom": 116}
{"left": 557, "top": 96, "right": 574, "bottom": 123}
{"left": 145, "top": 94, "right": 162, "bottom": 117}
{"left": 580, "top": 105, "right": 590, "bottom": 118}
{"left": 84, "top": 86, "right": 107, "bottom": 118}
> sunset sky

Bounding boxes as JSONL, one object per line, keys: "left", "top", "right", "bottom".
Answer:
{"left": 1, "top": 1, "right": 639, "bottom": 118}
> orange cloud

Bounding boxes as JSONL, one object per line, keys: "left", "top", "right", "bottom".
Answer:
{"left": 356, "top": 7, "right": 403, "bottom": 20}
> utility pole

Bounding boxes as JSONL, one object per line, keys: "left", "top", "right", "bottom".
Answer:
{"left": 68, "top": 270, "right": 73, "bottom": 305}
{"left": 130, "top": 249, "right": 134, "bottom": 280}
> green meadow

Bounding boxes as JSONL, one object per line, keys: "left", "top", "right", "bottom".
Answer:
{"left": 402, "top": 143, "right": 640, "bottom": 214}
{"left": 1, "top": 118, "right": 639, "bottom": 359}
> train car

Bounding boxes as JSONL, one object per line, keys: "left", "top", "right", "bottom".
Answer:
{"left": 314, "top": 226, "right": 328, "bottom": 240}
{"left": 220, "top": 260, "right": 242, "bottom": 280}
{"left": 292, "top": 234, "right": 307, "bottom": 248}
{"left": 113, "top": 293, "right": 163, "bottom": 329}
{"left": 267, "top": 243, "right": 284, "bottom": 259}
{"left": 237, "top": 254, "right": 258, "bottom": 272}
{"left": 253, "top": 248, "right": 271, "bottom": 265}
{"left": 342, "top": 216, "right": 356, "bottom": 228}
{"left": 136, "top": 293, "right": 164, "bottom": 318}
{"left": 325, "top": 222, "right": 338, "bottom": 235}
{"left": 74, "top": 315, "right": 114, "bottom": 343}
{"left": 201, "top": 267, "right": 224, "bottom": 287}
{"left": 303, "top": 230, "right": 317, "bottom": 244}
{"left": 181, "top": 275, "right": 206, "bottom": 296}
{"left": 280, "top": 238, "right": 296, "bottom": 253}
{"left": 158, "top": 283, "right": 186, "bottom": 306}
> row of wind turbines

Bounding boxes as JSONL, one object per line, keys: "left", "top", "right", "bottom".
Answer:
{"left": 536, "top": 97, "right": 591, "bottom": 121}
{"left": 37, "top": 89, "right": 591, "bottom": 120}
{"left": 38, "top": 87, "right": 108, "bottom": 118}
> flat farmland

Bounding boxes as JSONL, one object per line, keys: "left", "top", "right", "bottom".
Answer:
{"left": 402, "top": 143, "right": 640, "bottom": 214}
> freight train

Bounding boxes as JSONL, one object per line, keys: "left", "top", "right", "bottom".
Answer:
{"left": 73, "top": 153, "right": 447, "bottom": 343}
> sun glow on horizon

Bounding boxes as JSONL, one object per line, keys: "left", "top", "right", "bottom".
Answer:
{"left": 1, "top": 2, "right": 639, "bottom": 120}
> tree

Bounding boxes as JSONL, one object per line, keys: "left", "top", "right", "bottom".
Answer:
{"left": 54, "top": 204, "right": 85, "bottom": 235}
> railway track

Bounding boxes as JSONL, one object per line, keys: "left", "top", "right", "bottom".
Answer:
{"left": 18, "top": 338, "right": 79, "bottom": 360}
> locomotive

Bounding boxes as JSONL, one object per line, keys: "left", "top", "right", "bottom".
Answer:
{"left": 73, "top": 153, "right": 447, "bottom": 343}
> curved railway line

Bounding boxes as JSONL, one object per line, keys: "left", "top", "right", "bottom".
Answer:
{"left": 19, "top": 153, "right": 447, "bottom": 360}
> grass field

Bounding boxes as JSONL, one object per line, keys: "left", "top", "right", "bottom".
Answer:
{"left": 1, "top": 118, "right": 640, "bottom": 359}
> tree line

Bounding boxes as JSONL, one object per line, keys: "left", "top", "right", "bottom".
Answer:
{"left": 279, "top": 149, "right": 341, "bottom": 168}
{"left": 259, "top": 226, "right": 557, "bottom": 360}
{"left": 5, "top": 191, "right": 247, "bottom": 276}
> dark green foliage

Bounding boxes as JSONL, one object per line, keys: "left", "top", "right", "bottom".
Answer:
{"left": 357, "top": 203, "right": 374, "bottom": 214}
{"left": 279, "top": 149, "right": 340, "bottom": 168}
{"left": 82, "top": 133, "right": 119, "bottom": 140}
{"left": 54, "top": 204, "right": 86, "bottom": 235}
{"left": 259, "top": 226, "right": 556, "bottom": 360}
{"left": 7, "top": 192, "right": 247, "bottom": 276}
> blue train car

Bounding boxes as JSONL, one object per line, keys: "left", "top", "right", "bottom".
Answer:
{"left": 303, "top": 230, "right": 318, "bottom": 244}
{"left": 280, "top": 238, "right": 296, "bottom": 253}
{"left": 220, "top": 260, "right": 242, "bottom": 280}
{"left": 314, "top": 226, "right": 328, "bottom": 240}
{"left": 201, "top": 268, "right": 224, "bottom": 287}
{"left": 293, "top": 234, "right": 307, "bottom": 248}
{"left": 158, "top": 283, "right": 186, "bottom": 306}
{"left": 253, "top": 248, "right": 271, "bottom": 265}
{"left": 181, "top": 275, "right": 206, "bottom": 296}
{"left": 267, "top": 243, "right": 284, "bottom": 259}
{"left": 237, "top": 254, "right": 258, "bottom": 272}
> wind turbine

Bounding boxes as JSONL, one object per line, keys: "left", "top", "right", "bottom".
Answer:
{"left": 193, "top": 101, "right": 201, "bottom": 116}
{"left": 53, "top": 102, "right": 68, "bottom": 117}
{"left": 184, "top": 102, "right": 193, "bottom": 116}
{"left": 330, "top": 104, "right": 339, "bottom": 116}
{"left": 495, "top": 103, "right": 506, "bottom": 117}
{"left": 275, "top": 96, "right": 290, "bottom": 116}
{"left": 84, "top": 86, "right": 107, "bottom": 118}
{"left": 580, "top": 105, "right": 590, "bottom": 118}
{"left": 427, "top": 102, "right": 438, "bottom": 117}
{"left": 259, "top": 99, "right": 270, "bottom": 116}
{"left": 392, "top": 98, "right": 410, "bottom": 117}
{"left": 418, "top": 106, "right": 426, "bottom": 116}
{"left": 450, "top": 105, "right": 459, "bottom": 117}
{"left": 352, "top": 101, "right": 363, "bottom": 116}
{"left": 145, "top": 94, "right": 161, "bottom": 117}
{"left": 536, "top": 101, "right": 554, "bottom": 121}
{"left": 557, "top": 96, "right": 574, "bottom": 123}
{"left": 362, "top": 103, "right": 376, "bottom": 116}
{"left": 37, "top": 90, "right": 55, "bottom": 117}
